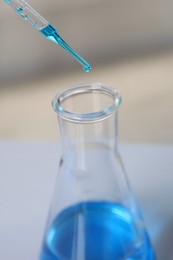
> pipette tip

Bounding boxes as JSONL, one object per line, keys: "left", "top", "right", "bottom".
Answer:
{"left": 83, "top": 65, "right": 91, "bottom": 72}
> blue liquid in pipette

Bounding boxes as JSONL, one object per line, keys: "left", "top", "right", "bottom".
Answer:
{"left": 40, "top": 24, "right": 91, "bottom": 72}
{"left": 40, "top": 201, "right": 155, "bottom": 260}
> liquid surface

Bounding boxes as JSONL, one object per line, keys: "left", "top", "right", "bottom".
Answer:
{"left": 40, "top": 201, "right": 155, "bottom": 260}
{"left": 40, "top": 24, "right": 91, "bottom": 72}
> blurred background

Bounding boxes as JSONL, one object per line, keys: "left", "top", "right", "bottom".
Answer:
{"left": 1, "top": 2, "right": 173, "bottom": 259}
{"left": 0, "top": 0, "right": 173, "bottom": 143}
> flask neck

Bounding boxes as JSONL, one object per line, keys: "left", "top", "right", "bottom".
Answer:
{"left": 52, "top": 83, "right": 122, "bottom": 159}
{"left": 58, "top": 112, "right": 119, "bottom": 157}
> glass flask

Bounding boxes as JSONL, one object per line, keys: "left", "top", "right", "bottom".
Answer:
{"left": 40, "top": 83, "right": 155, "bottom": 260}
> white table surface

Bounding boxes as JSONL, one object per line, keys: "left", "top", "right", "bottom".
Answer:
{"left": 0, "top": 142, "right": 173, "bottom": 260}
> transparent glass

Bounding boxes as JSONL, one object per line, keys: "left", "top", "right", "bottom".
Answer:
{"left": 4, "top": 0, "right": 91, "bottom": 71}
{"left": 4, "top": 0, "right": 48, "bottom": 29}
{"left": 40, "top": 83, "right": 155, "bottom": 260}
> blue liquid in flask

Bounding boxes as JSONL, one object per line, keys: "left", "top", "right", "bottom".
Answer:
{"left": 40, "top": 201, "right": 155, "bottom": 260}
{"left": 40, "top": 24, "right": 91, "bottom": 72}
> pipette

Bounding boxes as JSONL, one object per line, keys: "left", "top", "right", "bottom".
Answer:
{"left": 4, "top": 0, "right": 91, "bottom": 72}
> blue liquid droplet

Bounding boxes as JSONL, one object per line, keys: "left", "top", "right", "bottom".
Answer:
{"left": 84, "top": 65, "right": 91, "bottom": 72}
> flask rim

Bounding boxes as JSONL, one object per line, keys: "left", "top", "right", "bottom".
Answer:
{"left": 52, "top": 83, "right": 122, "bottom": 123}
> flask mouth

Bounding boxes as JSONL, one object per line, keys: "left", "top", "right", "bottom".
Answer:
{"left": 52, "top": 83, "right": 122, "bottom": 123}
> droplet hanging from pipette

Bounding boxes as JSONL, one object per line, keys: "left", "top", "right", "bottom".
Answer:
{"left": 84, "top": 65, "right": 91, "bottom": 72}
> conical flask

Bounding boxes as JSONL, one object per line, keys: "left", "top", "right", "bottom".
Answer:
{"left": 40, "top": 83, "right": 155, "bottom": 260}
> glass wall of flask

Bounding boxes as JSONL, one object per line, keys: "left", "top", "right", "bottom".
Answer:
{"left": 40, "top": 83, "right": 155, "bottom": 260}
